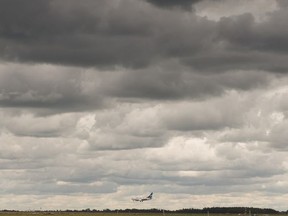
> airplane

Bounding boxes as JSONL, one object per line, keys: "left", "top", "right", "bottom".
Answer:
{"left": 131, "top": 192, "right": 153, "bottom": 202}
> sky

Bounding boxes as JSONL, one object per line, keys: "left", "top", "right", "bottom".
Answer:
{"left": 0, "top": 0, "right": 288, "bottom": 211}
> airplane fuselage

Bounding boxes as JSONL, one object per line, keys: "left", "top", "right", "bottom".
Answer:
{"left": 132, "top": 192, "right": 153, "bottom": 202}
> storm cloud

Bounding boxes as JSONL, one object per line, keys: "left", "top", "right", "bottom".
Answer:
{"left": 145, "top": 0, "right": 202, "bottom": 10}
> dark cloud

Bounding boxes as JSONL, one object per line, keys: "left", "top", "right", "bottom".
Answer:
{"left": 0, "top": 0, "right": 286, "bottom": 75}
{"left": 218, "top": 12, "right": 288, "bottom": 53}
{"left": 0, "top": 0, "right": 157, "bottom": 68}
{"left": 145, "top": 0, "right": 202, "bottom": 10}
{"left": 0, "top": 64, "right": 106, "bottom": 114}
{"left": 0, "top": 0, "right": 216, "bottom": 69}
{"left": 211, "top": 11, "right": 288, "bottom": 73}
{"left": 0, "top": 0, "right": 286, "bottom": 113}
{"left": 0, "top": 62, "right": 272, "bottom": 116}
{"left": 104, "top": 65, "right": 272, "bottom": 102}
{"left": 175, "top": 10, "right": 288, "bottom": 73}
{"left": 185, "top": 51, "right": 288, "bottom": 73}
{"left": 0, "top": 0, "right": 51, "bottom": 35}
{"left": 276, "top": 0, "right": 288, "bottom": 8}
{"left": 1, "top": 0, "right": 287, "bottom": 75}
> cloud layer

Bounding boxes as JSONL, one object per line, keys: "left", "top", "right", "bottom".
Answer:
{"left": 0, "top": 0, "right": 288, "bottom": 211}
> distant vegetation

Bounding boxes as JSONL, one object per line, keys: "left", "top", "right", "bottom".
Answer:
{"left": 99, "top": 207, "right": 282, "bottom": 214}
{"left": 0, "top": 207, "right": 287, "bottom": 215}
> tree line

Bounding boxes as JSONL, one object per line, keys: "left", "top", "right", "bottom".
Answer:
{"left": 75, "top": 207, "right": 285, "bottom": 214}
{"left": 1, "top": 207, "right": 286, "bottom": 214}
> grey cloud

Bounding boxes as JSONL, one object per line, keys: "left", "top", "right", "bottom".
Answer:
{"left": 268, "top": 120, "right": 288, "bottom": 150}
{"left": 215, "top": 11, "right": 288, "bottom": 68}
{"left": 2, "top": 0, "right": 287, "bottom": 75}
{"left": 0, "top": 0, "right": 216, "bottom": 68}
{"left": 0, "top": 64, "right": 106, "bottom": 114}
{"left": 0, "top": 0, "right": 287, "bottom": 76}
{"left": 215, "top": 146, "right": 286, "bottom": 178}
{"left": 84, "top": 104, "right": 168, "bottom": 150}
{"left": 185, "top": 51, "right": 288, "bottom": 73}
{"left": 0, "top": 0, "right": 167, "bottom": 68}
{"left": 144, "top": 140, "right": 287, "bottom": 195}
{"left": 145, "top": 0, "right": 202, "bottom": 10}
{"left": 0, "top": 0, "right": 105, "bottom": 37}
{"left": 88, "top": 133, "right": 167, "bottom": 150}
{"left": 0, "top": 112, "right": 78, "bottom": 138}
{"left": 162, "top": 104, "right": 241, "bottom": 131}
{"left": 186, "top": 8, "right": 288, "bottom": 73}
{"left": 181, "top": 7, "right": 288, "bottom": 73}
{"left": 0, "top": 143, "right": 118, "bottom": 194}
{"left": 1, "top": 170, "right": 117, "bottom": 195}
{"left": 0, "top": 61, "right": 272, "bottom": 114}
{"left": 277, "top": 0, "right": 288, "bottom": 7}
{"left": 105, "top": 66, "right": 272, "bottom": 101}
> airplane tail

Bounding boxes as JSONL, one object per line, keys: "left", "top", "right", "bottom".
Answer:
{"left": 147, "top": 192, "right": 153, "bottom": 199}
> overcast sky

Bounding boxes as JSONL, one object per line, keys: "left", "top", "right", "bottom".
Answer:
{"left": 1, "top": 0, "right": 288, "bottom": 211}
